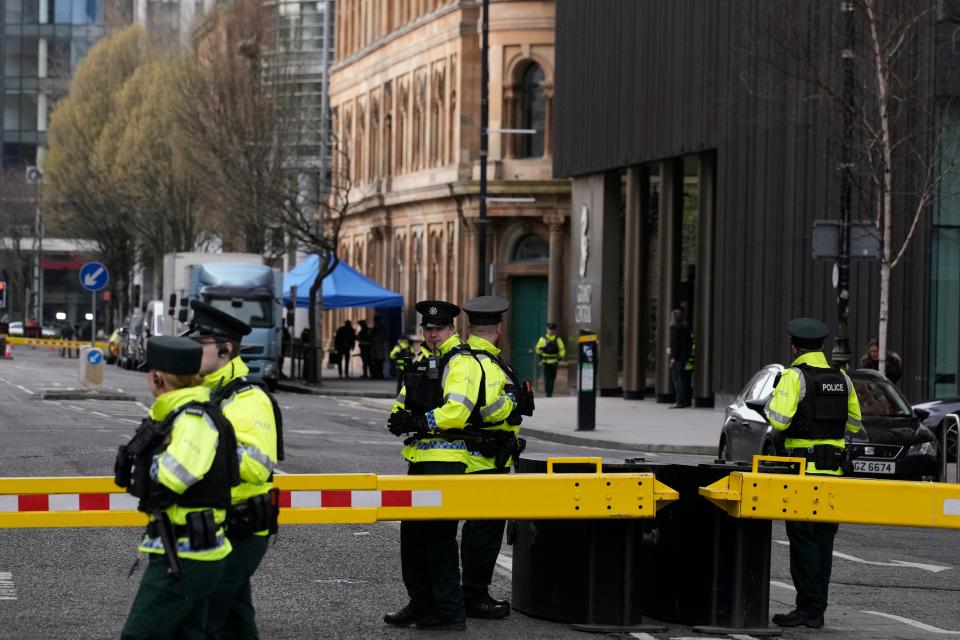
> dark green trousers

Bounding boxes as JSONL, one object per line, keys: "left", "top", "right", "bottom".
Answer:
{"left": 400, "top": 461, "right": 466, "bottom": 618}
{"left": 460, "top": 467, "right": 509, "bottom": 603}
{"left": 785, "top": 520, "right": 840, "bottom": 617}
{"left": 205, "top": 534, "right": 270, "bottom": 639}
{"left": 121, "top": 554, "right": 225, "bottom": 640}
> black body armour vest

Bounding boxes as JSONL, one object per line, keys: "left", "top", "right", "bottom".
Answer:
{"left": 784, "top": 364, "right": 849, "bottom": 440}
{"left": 541, "top": 338, "right": 559, "bottom": 356}
{"left": 403, "top": 345, "right": 486, "bottom": 428}
{"left": 115, "top": 402, "right": 240, "bottom": 512}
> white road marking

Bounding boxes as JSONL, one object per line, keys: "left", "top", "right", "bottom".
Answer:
{"left": 730, "top": 635, "right": 760, "bottom": 640}
{"left": 118, "top": 419, "right": 140, "bottom": 425}
{"left": 495, "top": 553, "right": 512, "bottom": 575}
{"left": 90, "top": 411, "right": 111, "bottom": 418}
{"left": 862, "top": 611, "right": 960, "bottom": 634}
{"left": 0, "top": 571, "right": 17, "bottom": 601}
{"left": 353, "top": 531, "right": 370, "bottom": 536}
{"left": 288, "top": 429, "right": 331, "bottom": 435}
{"left": 629, "top": 634, "right": 658, "bottom": 640}
{"left": 14, "top": 385, "right": 34, "bottom": 395}
{"left": 770, "top": 580, "right": 796, "bottom": 591}
{"left": 52, "top": 382, "right": 61, "bottom": 386}
{"left": 774, "top": 540, "right": 951, "bottom": 573}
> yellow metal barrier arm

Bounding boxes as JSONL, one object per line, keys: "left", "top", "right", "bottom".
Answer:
{"left": 0, "top": 464, "right": 679, "bottom": 529}
{"left": 700, "top": 456, "right": 960, "bottom": 529}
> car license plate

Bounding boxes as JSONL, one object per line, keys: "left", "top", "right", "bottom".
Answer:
{"left": 854, "top": 460, "right": 896, "bottom": 474}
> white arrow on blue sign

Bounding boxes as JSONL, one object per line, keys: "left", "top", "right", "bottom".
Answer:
{"left": 79, "top": 262, "right": 110, "bottom": 292}
{"left": 86, "top": 349, "right": 103, "bottom": 366}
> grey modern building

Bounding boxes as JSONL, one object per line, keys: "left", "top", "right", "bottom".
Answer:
{"left": 555, "top": 0, "right": 960, "bottom": 404}
{"left": 1, "top": 0, "right": 131, "bottom": 325}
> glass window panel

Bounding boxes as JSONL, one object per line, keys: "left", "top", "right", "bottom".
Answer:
{"left": 20, "top": 91, "right": 37, "bottom": 129}
{"left": 47, "top": 39, "right": 71, "bottom": 78}
{"left": 20, "top": 37, "right": 39, "bottom": 77}
{"left": 930, "top": 228, "right": 960, "bottom": 398}
{"left": 54, "top": 0, "right": 71, "bottom": 23}
{"left": 5, "top": 0, "right": 22, "bottom": 24}
{"left": 518, "top": 63, "right": 545, "bottom": 159}
{"left": 3, "top": 92, "right": 20, "bottom": 129}
{"left": 23, "top": 0, "right": 39, "bottom": 23}
{"left": 4, "top": 38, "right": 22, "bottom": 76}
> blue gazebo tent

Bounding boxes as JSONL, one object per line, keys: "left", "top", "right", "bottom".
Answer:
{"left": 282, "top": 254, "right": 403, "bottom": 309}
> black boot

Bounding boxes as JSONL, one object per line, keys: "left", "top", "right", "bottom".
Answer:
{"left": 415, "top": 612, "right": 466, "bottom": 631}
{"left": 772, "top": 609, "right": 824, "bottom": 628}
{"left": 383, "top": 603, "right": 424, "bottom": 627}
{"left": 465, "top": 595, "right": 510, "bottom": 620}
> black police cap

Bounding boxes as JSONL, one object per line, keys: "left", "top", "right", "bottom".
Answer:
{"left": 145, "top": 336, "right": 203, "bottom": 375}
{"left": 787, "top": 317, "right": 830, "bottom": 349}
{"left": 546, "top": 322, "right": 557, "bottom": 330}
{"left": 463, "top": 295, "right": 509, "bottom": 326}
{"left": 183, "top": 299, "right": 252, "bottom": 342}
{"left": 415, "top": 300, "right": 460, "bottom": 328}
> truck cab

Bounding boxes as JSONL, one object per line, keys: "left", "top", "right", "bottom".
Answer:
{"left": 190, "top": 263, "right": 282, "bottom": 389}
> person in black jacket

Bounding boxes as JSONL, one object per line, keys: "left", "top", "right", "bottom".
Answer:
{"left": 860, "top": 339, "right": 902, "bottom": 384}
{"left": 334, "top": 320, "right": 356, "bottom": 378}
{"left": 668, "top": 309, "right": 692, "bottom": 408}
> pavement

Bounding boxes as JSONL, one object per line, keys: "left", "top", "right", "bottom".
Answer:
{"left": 279, "top": 376, "right": 726, "bottom": 456}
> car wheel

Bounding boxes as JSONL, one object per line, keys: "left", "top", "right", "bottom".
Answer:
{"left": 718, "top": 437, "right": 729, "bottom": 461}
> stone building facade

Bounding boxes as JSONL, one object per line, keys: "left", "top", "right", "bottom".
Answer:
{"left": 327, "top": 0, "right": 570, "bottom": 383}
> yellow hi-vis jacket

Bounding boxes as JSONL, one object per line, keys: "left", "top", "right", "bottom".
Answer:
{"left": 764, "top": 351, "right": 862, "bottom": 476}
{"left": 464, "top": 335, "right": 519, "bottom": 473}
{"left": 394, "top": 333, "right": 482, "bottom": 465}
{"left": 139, "top": 385, "right": 232, "bottom": 561}
{"left": 205, "top": 357, "right": 277, "bottom": 535}
{"left": 389, "top": 339, "right": 412, "bottom": 372}
{"left": 535, "top": 334, "right": 566, "bottom": 365}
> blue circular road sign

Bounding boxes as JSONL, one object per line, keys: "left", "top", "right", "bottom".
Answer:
{"left": 86, "top": 349, "right": 103, "bottom": 366}
{"left": 79, "top": 262, "right": 110, "bottom": 293}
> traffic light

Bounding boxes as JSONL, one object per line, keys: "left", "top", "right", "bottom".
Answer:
{"left": 0, "top": 281, "right": 6, "bottom": 309}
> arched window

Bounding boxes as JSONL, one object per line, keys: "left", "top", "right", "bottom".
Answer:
{"left": 517, "top": 63, "right": 545, "bottom": 158}
{"left": 513, "top": 234, "right": 549, "bottom": 262}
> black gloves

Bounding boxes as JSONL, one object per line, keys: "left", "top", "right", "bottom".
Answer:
{"left": 388, "top": 410, "right": 413, "bottom": 436}
{"left": 388, "top": 411, "right": 429, "bottom": 437}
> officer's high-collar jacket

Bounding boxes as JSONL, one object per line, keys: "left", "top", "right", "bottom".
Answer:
{"left": 202, "top": 355, "right": 277, "bottom": 508}
{"left": 149, "top": 384, "right": 209, "bottom": 421}
{"left": 203, "top": 356, "right": 249, "bottom": 390}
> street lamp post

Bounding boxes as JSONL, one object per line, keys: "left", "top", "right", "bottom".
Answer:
{"left": 833, "top": 1, "right": 855, "bottom": 368}
{"left": 477, "top": 0, "right": 490, "bottom": 297}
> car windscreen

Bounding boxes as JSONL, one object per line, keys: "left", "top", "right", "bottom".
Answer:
{"left": 851, "top": 377, "right": 913, "bottom": 417}
{"left": 205, "top": 297, "right": 273, "bottom": 329}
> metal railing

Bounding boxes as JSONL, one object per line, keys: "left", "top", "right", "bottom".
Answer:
{"left": 942, "top": 413, "right": 959, "bottom": 484}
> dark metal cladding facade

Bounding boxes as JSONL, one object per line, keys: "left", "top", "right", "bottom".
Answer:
{"left": 554, "top": 0, "right": 943, "bottom": 401}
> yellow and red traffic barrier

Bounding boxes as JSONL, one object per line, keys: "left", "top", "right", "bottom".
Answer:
{"left": 699, "top": 455, "right": 960, "bottom": 529}
{"left": 3, "top": 336, "right": 108, "bottom": 350}
{"left": 0, "top": 458, "right": 680, "bottom": 528}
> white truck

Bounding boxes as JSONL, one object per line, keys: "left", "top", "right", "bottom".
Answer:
{"left": 159, "top": 252, "right": 282, "bottom": 389}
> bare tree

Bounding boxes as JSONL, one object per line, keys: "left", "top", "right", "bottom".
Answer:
{"left": 746, "top": 0, "right": 959, "bottom": 375}
{"left": 0, "top": 169, "right": 37, "bottom": 320}
{"left": 179, "top": 0, "right": 350, "bottom": 381}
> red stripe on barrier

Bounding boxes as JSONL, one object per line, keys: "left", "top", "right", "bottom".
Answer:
{"left": 279, "top": 491, "right": 291, "bottom": 509}
{"left": 19, "top": 495, "right": 49, "bottom": 512}
{"left": 80, "top": 494, "right": 110, "bottom": 510}
{"left": 381, "top": 490, "right": 413, "bottom": 508}
{"left": 321, "top": 491, "right": 351, "bottom": 507}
